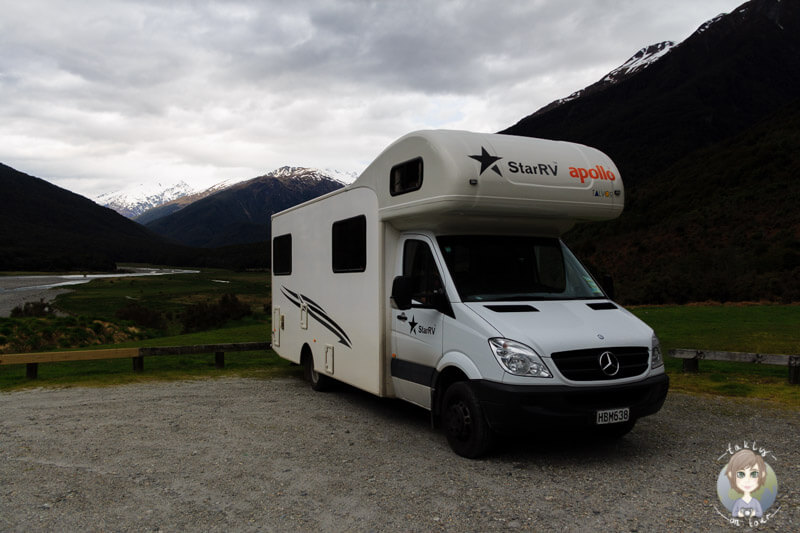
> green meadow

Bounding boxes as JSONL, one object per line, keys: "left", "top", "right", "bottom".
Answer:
{"left": 1, "top": 268, "right": 798, "bottom": 407}
{"left": 631, "top": 304, "right": 800, "bottom": 406}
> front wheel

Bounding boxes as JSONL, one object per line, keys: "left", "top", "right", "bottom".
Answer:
{"left": 441, "top": 381, "right": 493, "bottom": 458}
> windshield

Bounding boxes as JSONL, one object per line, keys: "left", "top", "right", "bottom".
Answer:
{"left": 437, "top": 235, "right": 606, "bottom": 302}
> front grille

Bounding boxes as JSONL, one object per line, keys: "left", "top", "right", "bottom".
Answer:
{"left": 550, "top": 346, "right": 650, "bottom": 381}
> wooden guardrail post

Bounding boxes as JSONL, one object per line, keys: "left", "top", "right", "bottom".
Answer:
{"left": 670, "top": 349, "right": 799, "bottom": 384}
{"left": 26, "top": 363, "right": 38, "bottom": 380}
{"left": 214, "top": 351, "right": 225, "bottom": 369}
{"left": 681, "top": 351, "right": 701, "bottom": 373}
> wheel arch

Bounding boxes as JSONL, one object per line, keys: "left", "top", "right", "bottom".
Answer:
{"left": 300, "top": 343, "right": 313, "bottom": 365}
{"left": 431, "top": 352, "right": 482, "bottom": 428}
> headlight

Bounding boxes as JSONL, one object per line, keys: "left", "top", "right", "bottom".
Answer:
{"left": 651, "top": 334, "right": 664, "bottom": 369}
{"left": 489, "top": 338, "right": 552, "bottom": 378}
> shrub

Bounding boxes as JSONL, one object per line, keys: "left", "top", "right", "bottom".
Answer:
{"left": 10, "top": 300, "right": 55, "bottom": 318}
{"left": 115, "top": 301, "right": 166, "bottom": 330}
{"left": 181, "top": 293, "right": 251, "bottom": 333}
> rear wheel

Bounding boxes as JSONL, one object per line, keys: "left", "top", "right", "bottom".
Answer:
{"left": 302, "top": 349, "right": 331, "bottom": 392}
{"left": 441, "top": 381, "right": 493, "bottom": 458}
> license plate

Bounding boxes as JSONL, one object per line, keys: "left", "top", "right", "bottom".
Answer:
{"left": 596, "top": 407, "right": 630, "bottom": 425}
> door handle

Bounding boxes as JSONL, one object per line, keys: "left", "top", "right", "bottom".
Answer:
{"left": 397, "top": 313, "right": 408, "bottom": 322}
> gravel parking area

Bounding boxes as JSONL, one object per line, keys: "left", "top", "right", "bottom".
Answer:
{"left": 1, "top": 378, "right": 798, "bottom": 532}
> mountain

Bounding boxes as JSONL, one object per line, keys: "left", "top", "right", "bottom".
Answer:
{"left": 502, "top": 0, "right": 800, "bottom": 304}
{"left": 0, "top": 164, "right": 275, "bottom": 271}
{"left": 535, "top": 41, "right": 676, "bottom": 115}
{"left": 133, "top": 177, "right": 248, "bottom": 225}
{"left": 505, "top": 0, "right": 800, "bottom": 181}
{"left": 0, "top": 163, "right": 196, "bottom": 270}
{"left": 144, "top": 167, "right": 346, "bottom": 248}
{"left": 135, "top": 169, "right": 356, "bottom": 226}
{"left": 94, "top": 180, "right": 197, "bottom": 218}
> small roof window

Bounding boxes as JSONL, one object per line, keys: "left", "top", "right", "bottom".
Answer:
{"left": 390, "top": 157, "right": 423, "bottom": 196}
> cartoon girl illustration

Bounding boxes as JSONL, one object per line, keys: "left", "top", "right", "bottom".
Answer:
{"left": 725, "top": 449, "right": 767, "bottom": 518}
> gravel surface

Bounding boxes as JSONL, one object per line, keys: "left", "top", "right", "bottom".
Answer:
{"left": 0, "top": 285, "right": 71, "bottom": 317}
{"left": 1, "top": 378, "right": 798, "bottom": 532}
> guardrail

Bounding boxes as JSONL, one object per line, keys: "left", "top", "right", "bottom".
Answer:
{"left": 670, "top": 349, "right": 800, "bottom": 385}
{"left": 0, "top": 342, "right": 271, "bottom": 379}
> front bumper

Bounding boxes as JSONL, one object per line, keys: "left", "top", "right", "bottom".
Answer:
{"left": 473, "top": 373, "right": 669, "bottom": 433}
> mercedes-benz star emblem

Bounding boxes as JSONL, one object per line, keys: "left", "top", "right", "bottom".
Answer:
{"left": 598, "top": 351, "right": 620, "bottom": 377}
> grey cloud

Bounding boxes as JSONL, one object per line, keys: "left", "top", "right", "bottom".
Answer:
{"left": 0, "top": 0, "right": 747, "bottom": 197}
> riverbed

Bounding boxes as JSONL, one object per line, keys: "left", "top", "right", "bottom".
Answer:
{"left": 0, "top": 268, "right": 199, "bottom": 317}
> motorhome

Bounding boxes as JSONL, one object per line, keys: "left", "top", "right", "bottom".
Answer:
{"left": 270, "top": 130, "right": 668, "bottom": 458}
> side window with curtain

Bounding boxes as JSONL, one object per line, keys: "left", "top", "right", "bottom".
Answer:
{"left": 402, "top": 240, "right": 444, "bottom": 308}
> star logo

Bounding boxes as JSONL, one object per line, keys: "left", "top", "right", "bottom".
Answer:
{"left": 469, "top": 146, "right": 503, "bottom": 177}
{"left": 408, "top": 315, "right": 418, "bottom": 335}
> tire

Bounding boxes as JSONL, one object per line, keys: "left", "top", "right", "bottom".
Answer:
{"left": 441, "top": 381, "right": 493, "bottom": 458}
{"left": 302, "top": 351, "right": 331, "bottom": 392}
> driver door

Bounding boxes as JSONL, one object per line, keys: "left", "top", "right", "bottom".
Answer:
{"left": 390, "top": 237, "right": 446, "bottom": 408}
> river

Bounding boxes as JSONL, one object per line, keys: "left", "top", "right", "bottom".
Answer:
{"left": 0, "top": 267, "right": 199, "bottom": 316}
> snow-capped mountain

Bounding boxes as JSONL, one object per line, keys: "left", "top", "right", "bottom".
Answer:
{"left": 601, "top": 41, "right": 676, "bottom": 83}
{"left": 97, "top": 166, "right": 354, "bottom": 221}
{"left": 94, "top": 180, "right": 197, "bottom": 218}
{"left": 531, "top": 6, "right": 743, "bottom": 117}
{"left": 536, "top": 41, "right": 679, "bottom": 115}
{"left": 133, "top": 166, "right": 351, "bottom": 226}
{"left": 501, "top": 0, "right": 800, "bottom": 305}
{"left": 143, "top": 166, "right": 347, "bottom": 247}
{"left": 263, "top": 166, "right": 354, "bottom": 184}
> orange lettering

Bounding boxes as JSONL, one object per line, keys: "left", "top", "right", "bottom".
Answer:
{"left": 569, "top": 165, "right": 617, "bottom": 183}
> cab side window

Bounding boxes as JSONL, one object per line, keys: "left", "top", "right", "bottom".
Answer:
{"left": 402, "top": 240, "right": 444, "bottom": 308}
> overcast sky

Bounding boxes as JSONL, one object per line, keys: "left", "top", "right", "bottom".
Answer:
{"left": 0, "top": 0, "right": 746, "bottom": 198}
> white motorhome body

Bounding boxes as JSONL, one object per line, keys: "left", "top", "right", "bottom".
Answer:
{"left": 271, "top": 130, "right": 668, "bottom": 457}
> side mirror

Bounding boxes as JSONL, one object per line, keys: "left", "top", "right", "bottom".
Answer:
{"left": 391, "top": 276, "right": 412, "bottom": 310}
{"left": 601, "top": 275, "right": 615, "bottom": 300}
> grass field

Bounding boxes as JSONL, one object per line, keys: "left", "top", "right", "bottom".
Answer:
{"left": 631, "top": 304, "right": 800, "bottom": 406}
{"left": 1, "top": 268, "right": 798, "bottom": 407}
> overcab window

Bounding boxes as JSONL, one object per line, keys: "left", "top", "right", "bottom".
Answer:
{"left": 390, "top": 157, "right": 423, "bottom": 196}
{"left": 332, "top": 215, "right": 367, "bottom": 273}
{"left": 272, "top": 234, "right": 292, "bottom": 275}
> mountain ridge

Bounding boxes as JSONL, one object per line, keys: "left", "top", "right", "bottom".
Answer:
{"left": 142, "top": 167, "right": 346, "bottom": 248}
{"left": 0, "top": 163, "right": 192, "bottom": 270}
{"left": 502, "top": 0, "right": 800, "bottom": 303}
{"left": 94, "top": 179, "right": 197, "bottom": 219}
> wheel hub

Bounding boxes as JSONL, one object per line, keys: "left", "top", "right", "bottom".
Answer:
{"left": 446, "top": 401, "right": 472, "bottom": 440}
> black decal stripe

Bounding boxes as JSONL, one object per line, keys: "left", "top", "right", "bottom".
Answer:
{"left": 391, "top": 358, "right": 436, "bottom": 387}
{"left": 280, "top": 285, "right": 352, "bottom": 348}
{"left": 307, "top": 309, "right": 352, "bottom": 348}
{"left": 281, "top": 287, "right": 301, "bottom": 306}
{"left": 299, "top": 294, "right": 324, "bottom": 310}
{"left": 300, "top": 293, "right": 351, "bottom": 347}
